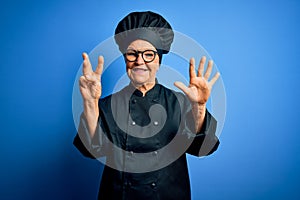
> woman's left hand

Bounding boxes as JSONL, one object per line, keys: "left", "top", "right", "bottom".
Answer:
{"left": 174, "top": 56, "right": 220, "bottom": 105}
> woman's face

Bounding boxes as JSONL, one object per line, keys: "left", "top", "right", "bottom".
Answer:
{"left": 125, "top": 40, "right": 160, "bottom": 86}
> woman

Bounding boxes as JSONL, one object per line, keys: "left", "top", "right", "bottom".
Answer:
{"left": 74, "top": 11, "right": 220, "bottom": 200}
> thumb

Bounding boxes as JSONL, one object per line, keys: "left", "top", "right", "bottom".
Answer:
{"left": 174, "top": 81, "right": 189, "bottom": 95}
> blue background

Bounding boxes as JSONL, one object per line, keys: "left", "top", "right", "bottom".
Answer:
{"left": 1, "top": 0, "right": 299, "bottom": 199}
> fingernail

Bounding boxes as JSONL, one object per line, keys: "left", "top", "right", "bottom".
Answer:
{"left": 82, "top": 52, "right": 88, "bottom": 59}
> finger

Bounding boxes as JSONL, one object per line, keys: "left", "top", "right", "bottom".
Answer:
{"left": 79, "top": 76, "right": 88, "bottom": 88}
{"left": 189, "top": 58, "right": 196, "bottom": 79}
{"left": 82, "top": 52, "right": 93, "bottom": 75}
{"left": 174, "top": 81, "right": 190, "bottom": 96}
{"left": 84, "top": 74, "right": 99, "bottom": 84}
{"left": 95, "top": 56, "right": 104, "bottom": 76}
{"left": 198, "top": 56, "right": 206, "bottom": 77}
{"left": 204, "top": 60, "right": 213, "bottom": 80}
{"left": 79, "top": 75, "right": 99, "bottom": 88}
{"left": 209, "top": 72, "right": 220, "bottom": 86}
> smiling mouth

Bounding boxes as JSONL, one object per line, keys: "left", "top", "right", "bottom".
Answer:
{"left": 132, "top": 68, "right": 148, "bottom": 72}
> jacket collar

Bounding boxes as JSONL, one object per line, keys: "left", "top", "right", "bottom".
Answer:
{"left": 125, "top": 79, "right": 161, "bottom": 102}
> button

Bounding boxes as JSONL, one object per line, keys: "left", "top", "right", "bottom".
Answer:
{"left": 132, "top": 99, "right": 137, "bottom": 104}
{"left": 153, "top": 121, "right": 158, "bottom": 126}
{"left": 151, "top": 182, "right": 156, "bottom": 188}
{"left": 125, "top": 181, "right": 132, "bottom": 187}
{"left": 131, "top": 121, "right": 136, "bottom": 126}
{"left": 153, "top": 151, "right": 158, "bottom": 156}
{"left": 130, "top": 151, "right": 134, "bottom": 156}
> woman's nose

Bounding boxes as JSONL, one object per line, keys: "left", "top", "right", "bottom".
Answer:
{"left": 135, "top": 53, "right": 144, "bottom": 64}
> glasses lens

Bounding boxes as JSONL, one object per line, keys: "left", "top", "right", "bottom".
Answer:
{"left": 125, "top": 50, "right": 156, "bottom": 62}
{"left": 125, "top": 51, "right": 137, "bottom": 62}
{"left": 143, "top": 50, "right": 156, "bottom": 62}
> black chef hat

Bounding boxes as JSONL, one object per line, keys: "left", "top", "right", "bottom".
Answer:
{"left": 114, "top": 11, "right": 174, "bottom": 55}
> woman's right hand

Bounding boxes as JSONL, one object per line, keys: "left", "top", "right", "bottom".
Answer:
{"left": 79, "top": 53, "right": 104, "bottom": 102}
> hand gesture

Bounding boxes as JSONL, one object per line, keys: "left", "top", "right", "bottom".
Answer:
{"left": 174, "top": 56, "right": 220, "bottom": 105}
{"left": 79, "top": 53, "right": 104, "bottom": 101}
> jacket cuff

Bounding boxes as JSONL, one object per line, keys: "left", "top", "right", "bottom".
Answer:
{"left": 186, "top": 110, "right": 220, "bottom": 156}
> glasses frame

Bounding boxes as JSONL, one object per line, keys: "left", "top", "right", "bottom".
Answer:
{"left": 124, "top": 49, "right": 158, "bottom": 63}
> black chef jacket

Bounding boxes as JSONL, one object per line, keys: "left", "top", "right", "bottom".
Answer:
{"left": 74, "top": 82, "right": 219, "bottom": 200}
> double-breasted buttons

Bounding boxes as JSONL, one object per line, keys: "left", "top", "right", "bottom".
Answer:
{"left": 125, "top": 180, "right": 132, "bottom": 188}
{"left": 151, "top": 182, "right": 157, "bottom": 189}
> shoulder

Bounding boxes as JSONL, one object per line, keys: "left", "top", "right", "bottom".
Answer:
{"left": 98, "top": 85, "right": 131, "bottom": 108}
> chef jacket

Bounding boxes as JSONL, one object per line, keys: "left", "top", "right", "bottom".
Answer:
{"left": 74, "top": 82, "right": 219, "bottom": 200}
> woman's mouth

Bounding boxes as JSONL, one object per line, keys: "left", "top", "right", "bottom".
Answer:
{"left": 132, "top": 68, "right": 148, "bottom": 74}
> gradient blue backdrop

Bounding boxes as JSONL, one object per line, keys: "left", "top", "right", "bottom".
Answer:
{"left": 1, "top": 0, "right": 299, "bottom": 199}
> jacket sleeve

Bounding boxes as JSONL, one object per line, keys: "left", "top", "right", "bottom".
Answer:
{"left": 73, "top": 113, "right": 110, "bottom": 159}
{"left": 185, "top": 109, "right": 220, "bottom": 157}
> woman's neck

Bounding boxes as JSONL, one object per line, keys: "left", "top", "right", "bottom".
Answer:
{"left": 131, "top": 81, "right": 156, "bottom": 96}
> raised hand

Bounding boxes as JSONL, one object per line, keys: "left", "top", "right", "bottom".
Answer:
{"left": 79, "top": 53, "right": 104, "bottom": 102}
{"left": 174, "top": 56, "right": 220, "bottom": 105}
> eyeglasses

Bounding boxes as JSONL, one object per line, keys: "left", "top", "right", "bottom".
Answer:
{"left": 125, "top": 50, "right": 157, "bottom": 63}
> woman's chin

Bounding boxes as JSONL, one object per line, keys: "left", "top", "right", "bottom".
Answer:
{"left": 132, "top": 80, "right": 147, "bottom": 87}
{"left": 130, "top": 76, "right": 148, "bottom": 85}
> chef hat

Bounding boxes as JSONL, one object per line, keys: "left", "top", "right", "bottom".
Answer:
{"left": 114, "top": 11, "right": 174, "bottom": 55}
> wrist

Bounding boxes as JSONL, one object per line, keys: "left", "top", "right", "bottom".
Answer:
{"left": 191, "top": 103, "right": 206, "bottom": 133}
{"left": 192, "top": 102, "right": 206, "bottom": 111}
{"left": 84, "top": 99, "right": 98, "bottom": 107}
{"left": 83, "top": 99, "right": 99, "bottom": 115}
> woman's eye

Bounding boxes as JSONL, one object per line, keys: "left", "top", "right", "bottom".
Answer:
{"left": 145, "top": 53, "right": 154, "bottom": 57}
{"left": 127, "top": 52, "right": 136, "bottom": 56}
